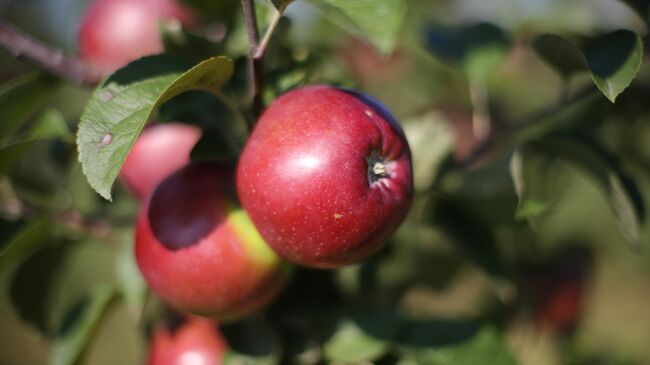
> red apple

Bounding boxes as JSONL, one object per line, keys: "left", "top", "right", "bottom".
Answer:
{"left": 524, "top": 246, "right": 593, "bottom": 335}
{"left": 236, "top": 85, "right": 413, "bottom": 268}
{"left": 148, "top": 316, "right": 227, "bottom": 365}
{"left": 120, "top": 122, "right": 201, "bottom": 199}
{"left": 78, "top": 0, "right": 195, "bottom": 74}
{"left": 135, "top": 161, "right": 290, "bottom": 319}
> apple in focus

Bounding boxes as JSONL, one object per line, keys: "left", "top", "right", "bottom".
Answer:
{"left": 120, "top": 122, "right": 201, "bottom": 199}
{"left": 236, "top": 85, "right": 413, "bottom": 268}
{"left": 135, "top": 161, "right": 290, "bottom": 319}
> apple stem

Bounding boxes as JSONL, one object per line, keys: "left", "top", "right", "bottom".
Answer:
{"left": 240, "top": 0, "right": 264, "bottom": 124}
{"left": 0, "top": 20, "right": 102, "bottom": 86}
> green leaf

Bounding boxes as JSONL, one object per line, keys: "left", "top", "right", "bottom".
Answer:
{"left": 0, "top": 108, "right": 72, "bottom": 174}
{"left": 29, "top": 108, "right": 72, "bottom": 142}
{"left": 619, "top": 0, "right": 650, "bottom": 24}
{"left": 9, "top": 244, "right": 68, "bottom": 335}
{"left": 115, "top": 231, "right": 146, "bottom": 318}
{"left": 509, "top": 148, "right": 565, "bottom": 220}
{"left": 222, "top": 319, "right": 282, "bottom": 365}
{"left": 308, "top": 0, "right": 406, "bottom": 54}
{"left": 0, "top": 220, "right": 50, "bottom": 277}
{"left": 532, "top": 34, "right": 587, "bottom": 77}
{"left": 430, "top": 198, "right": 508, "bottom": 278}
{"left": 401, "top": 326, "right": 518, "bottom": 365}
{"left": 583, "top": 30, "right": 643, "bottom": 103}
{"left": 528, "top": 135, "right": 645, "bottom": 246}
{"left": 50, "top": 285, "right": 117, "bottom": 365}
{"left": 425, "top": 23, "right": 510, "bottom": 82}
{"left": 0, "top": 73, "right": 59, "bottom": 138}
{"left": 77, "top": 55, "right": 234, "bottom": 200}
{"left": 323, "top": 313, "right": 396, "bottom": 363}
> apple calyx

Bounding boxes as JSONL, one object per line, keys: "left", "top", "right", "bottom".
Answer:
{"left": 367, "top": 154, "right": 389, "bottom": 184}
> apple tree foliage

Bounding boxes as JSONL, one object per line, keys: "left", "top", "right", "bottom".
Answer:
{"left": 1, "top": 0, "right": 650, "bottom": 364}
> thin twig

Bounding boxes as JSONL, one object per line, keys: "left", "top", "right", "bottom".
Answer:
{"left": 240, "top": 0, "right": 264, "bottom": 122}
{"left": 254, "top": 8, "right": 283, "bottom": 59}
{"left": 455, "top": 84, "right": 598, "bottom": 169}
{"left": 0, "top": 20, "right": 102, "bottom": 86}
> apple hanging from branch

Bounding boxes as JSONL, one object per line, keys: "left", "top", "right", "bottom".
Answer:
{"left": 236, "top": 85, "right": 413, "bottom": 268}
{"left": 135, "top": 161, "right": 291, "bottom": 319}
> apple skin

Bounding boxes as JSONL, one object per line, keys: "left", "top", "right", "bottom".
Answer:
{"left": 135, "top": 161, "right": 290, "bottom": 320}
{"left": 78, "top": 0, "right": 194, "bottom": 74}
{"left": 120, "top": 122, "right": 201, "bottom": 199}
{"left": 148, "top": 316, "right": 227, "bottom": 365}
{"left": 236, "top": 85, "right": 413, "bottom": 268}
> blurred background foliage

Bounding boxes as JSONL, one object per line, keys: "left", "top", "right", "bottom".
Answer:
{"left": 2, "top": 0, "right": 650, "bottom": 364}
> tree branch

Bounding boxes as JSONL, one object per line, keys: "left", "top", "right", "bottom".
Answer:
{"left": 455, "top": 84, "right": 598, "bottom": 169}
{"left": 240, "top": 0, "right": 264, "bottom": 123}
{"left": 0, "top": 21, "right": 102, "bottom": 86}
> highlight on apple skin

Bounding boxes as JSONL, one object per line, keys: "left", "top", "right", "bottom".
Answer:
{"left": 78, "top": 0, "right": 194, "bottom": 74}
{"left": 148, "top": 316, "right": 227, "bottom": 365}
{"left": 120, "top": 122, "right": 201, "bottom": 199}
{"left": 236, "top": 85, "right": 413, "bottom": 268}
{"left": 135, "top": 161, "right": 291, "bottom": 320}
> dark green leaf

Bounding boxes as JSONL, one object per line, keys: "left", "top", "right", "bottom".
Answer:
{"left": 425, "top": 23, "right": 510, "bottom": 82}
{"left": 583, "top": 30, "right": 643, "bottom": 103}
{"left": 529, "top": 135, "right": 645, "bottom": 246}
{"left": 430, "top": 198, "right": 508, "bottom": 278}
{"left": 0, "top": 219, "right": 50, "bottom": 277}
{"left": 0, "top": 73, "right": 59, "bottom": 138}
{"left": 77, "top": 55, "right": 234, "bottom": 200}
{"left": 222, "top": 319, "right": 282, "bottom": 365}
{"left": 115, "top": 232, "right": 146, "bottom": 318}
{"left": 532, "top": 34, "right": 587, "bottom": 77}
{"left": 509, "top": 148, "right": 565, "bottom": 220}
{"left": 323, "top": 311, "right": 398, "bottom": 363}
{"left": 401, "top": 326, "right": 518, "bottom": 365}
{"left": 50, "top": 285, "right": 117, "bottom": 365}
{"left": 308, "top": 0, "right": 406, "bottom": 54}
{"left": 9, "top": 243, "right": 67, "bottom": 335}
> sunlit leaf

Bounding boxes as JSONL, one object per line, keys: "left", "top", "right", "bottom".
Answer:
{"left": 77, "top": 55, "right": 234, "bottom": 200}
{"left": 308, "top": 0, "right": 406, "bottom": 54}
{"left": 583, "top": 30, "right": 643, "bottom": 103}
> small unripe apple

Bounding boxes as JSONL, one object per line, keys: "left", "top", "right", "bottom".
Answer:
{"left": 78, "top": 0, "right": 194, "bottom": 74}
{"left": 135, "top": 161, "right": 290, "bottom": 319}
{"left": 236, "top": 85, "right": 413, "bottom": 268}
{"left": 120, "top": 122, "right": 201, "bottom": 199}
{"left": 148, "top": 316, "right": 227, "bottom": 365}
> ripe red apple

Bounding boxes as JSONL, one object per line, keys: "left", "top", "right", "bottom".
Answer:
{"left": 135, "top": 161, "right": 290, "bottom": 319}
{"left": 148, "top": 316, "right": 227, "bottom": 365}
{"left": 78, "top": 0, "right": 195, "bottom": 74}
{"left": 236, "top": 85, "right": 413, "bottom": 268}
{"left": 120, "top": 122, "right": 201, "bottom": 199}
